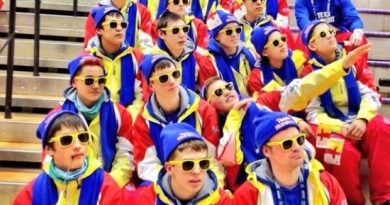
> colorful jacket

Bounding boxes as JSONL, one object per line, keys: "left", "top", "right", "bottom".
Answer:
{"left": 53, "top": 88, "right": 134, "bottom": 187}
{"left": 234, "top": 159, "right": 347, "bottom": 205}
{"left": 148, "top": 38, "right": 216, "bottom": 92}
{"left": 135, "top": 169, "right": 233, "bottom": 205}
{"left": 206, "top": 38, "right": 258, "bottom": 97}
{"left": 133, "top": 86, "right": 220, "bottom": 182}
{"left": 305, "top": 47, "right": 381, "bottom": 133}
{"left": 295, "top": 0, "right": 364, "bottom": 32}
{"left": 87, "top": 37, "right": 144, "bottom": 119}
{"left": 13, "top": 158, "right": 122, "bottom": 205}
{"left": 84, "top": 0, "right": 153, "bottom": 50}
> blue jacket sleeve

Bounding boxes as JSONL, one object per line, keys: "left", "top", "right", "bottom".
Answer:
{"left": 266, "top": 0, "right": 279, "bottom": 19}
{"left": 339, "top": 0, "right": 364, "bottom": 31}
{"left": 295, "top": 0, "right": 312, "bottom": 30}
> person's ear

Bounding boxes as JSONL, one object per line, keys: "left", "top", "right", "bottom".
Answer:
{"left": 45, "top": 145, "right": 55, "bottom": 156}
{"left": 261, "top": 48, "right": 269, "bottom": 57}
{"left": 96, "top": 27, "right": 104, "bottom": 36}
{"left": 165, "top": 162, "right": 174, "bottom": 176}
{"left": 262, "top": 146, "right": 271, "bottom": 158}
{"left": 308, "top": 42, "right": 317, "bottom": 52}
{"left": 158, "top": 30, "right": 166, "bottom": 39}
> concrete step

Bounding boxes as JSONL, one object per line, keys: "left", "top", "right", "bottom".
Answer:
{"left": 0, "top": 38, "right": 83, "bottom": 69}
{"left": 0, "top": 142, "right": 41, "bottom": 163}
{"left": 3, "top": 0, "right": 96, "bottom": 13}
{"left": 0, "top": 93, "right": 63, "bottom": 109}
{"left": 0, "top": 112, "right": 45, "bottom": 143}
{"left": 0, "top": 12, "right": 86, "bottom": 38}
{"left": 371, "top": 65, "right": 390, "bottom": 93}
{"left": 0, "top": 70, "right": 69, "bottom": 97}
{"left": 0, "top": 167, "right": 40, "bottom": 205}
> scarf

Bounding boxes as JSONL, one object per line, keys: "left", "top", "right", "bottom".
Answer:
{"left": 123, "top": 1, "right": 139, "bottom": 47}
{"left": 119, "top": 51, "right": 136, "bottom": 107}
{"left": 62, "top": 89, "right": 118, "bottom": 171}
{"left": 74, "top": 94, "right": 103, "bottom": 121}
{"left": 261, "top": 50, "right": 298, "bottom": 86}
{"left": 309, "top": 49, "right": 361, "bottom": 121}
{"left": 48, "top": 157, "right": 89, "bottom": 182}
{"left": 32, "top": 159, "right": 104, "bottom": 205}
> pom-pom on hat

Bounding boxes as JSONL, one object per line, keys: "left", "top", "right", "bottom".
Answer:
{"left": 250, "top": 26, "right": 279, "bottom": 55}
{"left": 161, "top": 122, "right": 205, "bottom": 162}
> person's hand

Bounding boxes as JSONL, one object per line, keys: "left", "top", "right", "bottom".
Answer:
{"left": 349, "top": 29, "right": 364, "bottom": 46}
{"left": 342, "top": 43, "right": 371, "bottom": 69}
{"left": 298, "top": 120, "right": 314, "bottom": 137}
{"left": 232, "top": 98, "right": 253, "bottom": 116}
{"left": 345, "top": 119, "right": 367, "bottom": 140}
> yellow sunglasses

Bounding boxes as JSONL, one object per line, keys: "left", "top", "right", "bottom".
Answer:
{"left": 49, "top": 131, "right": 90, "bottom": 147}
{"left": 266, "top": 133, "right": 306, "bottom": 151}
{"left": 169, "top": 158, "right": 211, "bottom": 172}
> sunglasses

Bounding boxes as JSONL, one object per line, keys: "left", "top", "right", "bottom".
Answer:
{"left": 75, "top": 76, "right": 107, "bottom": 86}
{"left": 101, "top": 20, "right": 128, "bottom": 29}
{"left": 161, "top": 25, "right": 190, "bottom": 35}
{"left": 149, "top": 69, "right": 181, "bottom": 84}
{"left": 169, "top": 0, "right": 190, "bottom": 5}
{"left": 169, "top": 158, "right": 211, "bottom": 172}
{"left": 264, "top": 35, "right": 287, "bottom": 48}
{"left": 207, "top": 82, "right": 234, "bottom": 102}
{"left": 219, "top": 26, "right": 242, "bottom": 36}
{"left": 310, "top": 28, "right": 335, "bottom": 42}
{"left": 250, "top": 0, "right": 265, "bottom": 3}
{"left": 266, "top": 133, "right": 306, "bottom": 151}
{"left": 49, "top": 131, "right": 90, "bottom": 147}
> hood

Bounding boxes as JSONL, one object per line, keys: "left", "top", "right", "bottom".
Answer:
{"left": 144, "top": 86, "right": 197, "bottom": 124}
{"left": 155, "top": 37, "right": 196, "bottom": 62}
{"left": 86, "top": 36, "right": 129, "bottom": 58}
{"left": 156, "top": 168, "right": 219, "bottom": 204}
{"left": 207, "top": 37, "right": 245, "bottom": 58}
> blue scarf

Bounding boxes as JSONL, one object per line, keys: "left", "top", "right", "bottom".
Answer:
{"left": 156, "top": 0, "right": 168, "bottom": 19}
{"left": 208, "top": 39, "right": 256, "bottom": 95}
{"left": 119, "top": 51, "right": 136, "bottom": 107}
{"left": 32, "top": 162, "right": 104, "bottom": 205}
{"left": 310, "top": 52, "right": 361, "bottom": 121}
{"left": 48, "top": 158, "right": 88, "bottom": 182}
{"left": 74, "top": 94, "right": 103, "bottom": 121}
{"left": 62, "top": 89, "right": 118, "bottom": 171}
{"left": 124, "top": 2, "right": 138, "bottom": 47}
{"left": 146, "top": 89, "right": 197, "bottom": 162}
{"left": 261, "top": 50, "right": 298, "bottom": 86}
{"left": 190, "top": 0, "right": 215, "bottom": 21}
{"left": 157, "top": 38, "right": 197, "bottom": 91}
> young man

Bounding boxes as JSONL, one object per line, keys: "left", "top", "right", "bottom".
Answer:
{"left": 233, "top": 0, "right": 295, "bottom": 50}
{"left": 150, "top": 11, "right": 215, "bottom": 91}
{"left": 133, "top": 54, "right": 220, "bottom": 182}
{"left": 52, "top": 54, "right": 134, "bottom": 187}
{"left": 135, "top": 122, "right": 233, "bottom": 205}
{"left": 205, "top": 10, "right": 259, "bottom": 97}
{"left": 150, "top": 0, "right": 209, "bottom": 49}
{"left": 234, "top": 112, "right": 347, "bottom": 204}
{"left": 13, "top": 110, "right": 122, "bottom": 204}
{"left": 303, "top": 20, "right": 390, "bottom": 204}
{"left": 84, "top": 0, "right": 153, "bottom": 50}
{"left": 249, "top": 25, "right": 370, "bottom": 113}
{"left": 201, "top": 77, "right": 315, "bottom": 191}
{"left": 86, "top": 6, "right": 145, "bottom": 118}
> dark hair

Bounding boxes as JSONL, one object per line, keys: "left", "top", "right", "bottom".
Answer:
{"left": 75, "top": 57, "right": 106, "bottom": 77}
{"left": 157, "top": 10, "right": 185, "bottom": 33}
{"left": 168, "top": 140, "right": 208, "bottom": 161}
{"left": 151, "top": 59, "right": 176, "bottom": 76}
{"left": 97, "top": 11, "right": 124, "bottom": 29}
{"left": 46, "top": 113, "right": 87, "bottom": 149}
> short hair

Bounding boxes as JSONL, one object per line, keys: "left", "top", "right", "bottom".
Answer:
{"left": 202, "top": 76, "right": 223, "bottom": 101}
{"left": 46, "top": 113, "right": 87, "bottom": 149}
{"left": 75, "top": 57, "right": 106, "bottom": 77}
{"left": 151, "top": 59, "right": 176, "bottom": 76}
{"left": 157, "top": 10, "right": 185, "bottom": 33}
{"left": 97, "top": 11, "right": 124, "bottom": 29}
{"left": 168, "top": 140, "right": 208, "bottom": 161}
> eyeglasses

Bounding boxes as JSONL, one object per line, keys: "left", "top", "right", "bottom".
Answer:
{"left": 264, "top": 35, "right": 287, "bottom": 48}
{"left": 149, "top": 69, "right": 181, "bottom": 84}
{"left": 101, "top": 20, "right": 128, "bottom": 29}
{"left": 75, "top": 76, "right": 107, "bottom": 86}
{"left": 161, "top": 25, "right": 190, "bottom": 35}
{"left": 219, "top": 26, "right": 242, "bottom": 36}
{"left": 309, "top": 28, "right": 335, "bottom": 42}
{"left": 169, "top": 0, "right": 190, "bottom": 5}
{"left": 49, "top": 131, "right": 90, "bottom": 147}
{"left": 250, "top": 0, "right": 265, "bottom": 3}
{"left": 266, "top": 133, "right": 306, "bottom": 151}
{"left": 207, "top": 82, "right": 234, "bottom": 102}
{"left": 169, "top": 158, "right": 211, "bottom": 172}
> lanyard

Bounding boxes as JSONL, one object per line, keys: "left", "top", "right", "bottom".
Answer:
{"left": 310, "top": 0, "right": 331, "bottom": 20}
{"left": 274, "top": 173, "right": 308, "bottom": 205}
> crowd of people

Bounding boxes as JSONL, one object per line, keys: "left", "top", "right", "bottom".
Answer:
{"left": 11, "top": 0, "right": 390, "bottom": 204}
